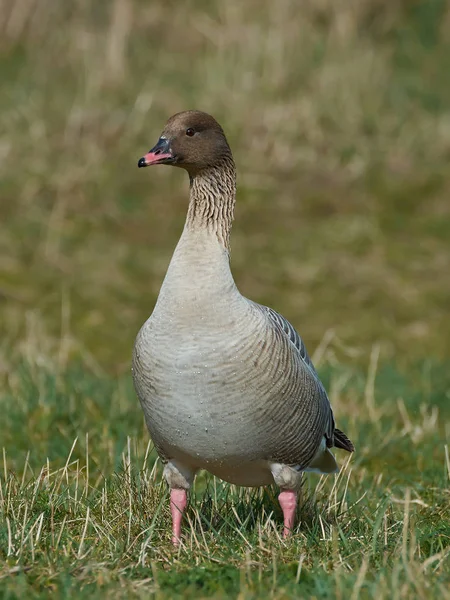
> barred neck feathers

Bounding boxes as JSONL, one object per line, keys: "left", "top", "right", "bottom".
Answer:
{"left": 186, "top": 156, "right": 236, "bottom": 250}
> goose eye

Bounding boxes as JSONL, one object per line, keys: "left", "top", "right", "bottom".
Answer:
{"left": 185, "top": 128, "right": 195, "bottom": 137}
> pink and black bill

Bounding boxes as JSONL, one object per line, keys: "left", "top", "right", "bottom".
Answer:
{"left": 138, "top": 137, "right": 175, "bottom": 167}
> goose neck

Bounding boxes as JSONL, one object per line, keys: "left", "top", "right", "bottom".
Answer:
{"left": 185, "top": 157, "right": 236, "bottom": 250}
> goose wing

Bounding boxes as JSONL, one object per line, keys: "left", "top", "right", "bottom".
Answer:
{"left": 257, "top": 304, "right": 354, "bottom": 453}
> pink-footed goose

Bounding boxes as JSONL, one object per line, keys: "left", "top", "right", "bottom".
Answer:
{"left": 133, "top": 111, "right": 354, "bottom": 545}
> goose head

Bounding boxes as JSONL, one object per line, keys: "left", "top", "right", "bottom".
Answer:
{"left": 138, "top": 110, "right": 232, "bottom": 176}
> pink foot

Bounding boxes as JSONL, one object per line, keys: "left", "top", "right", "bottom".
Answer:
{"left": 170, "top": 488, "right": 187, "bottom": 546}
{"left": 278, "top": 490, "right": 297, "bottom": 538}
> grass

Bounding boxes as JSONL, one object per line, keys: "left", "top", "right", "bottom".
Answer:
{"left": 0, "top": 355, "right": 449, "bottom": 598}
{"left": 1, "top": 0, "right": 450, "bottom": 596}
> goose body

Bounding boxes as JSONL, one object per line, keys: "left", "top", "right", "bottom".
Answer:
{"left": 132, "top": 111, "right": 354, "bottom": 542}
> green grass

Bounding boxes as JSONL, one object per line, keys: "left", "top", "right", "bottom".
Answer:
{"left": 1, "top": 0, "right": 450, "bottom": 596}
{"left": 0, "top": 356, "right": 449, "bottom": 598}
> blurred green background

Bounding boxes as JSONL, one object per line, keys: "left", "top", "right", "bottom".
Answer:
{"left": 1, "top": 0, "right": 450, "bottom": 372}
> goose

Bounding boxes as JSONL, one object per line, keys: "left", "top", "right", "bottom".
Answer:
{"left": 132, "top": 111, "right": 354, "bottom": 545}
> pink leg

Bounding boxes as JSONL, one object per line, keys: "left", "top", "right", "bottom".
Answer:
{"left": 170, "top": 488, "right": 187, "bottom": 546}
{"left": 278, "top": 490, "right": 297, "bottom": 538}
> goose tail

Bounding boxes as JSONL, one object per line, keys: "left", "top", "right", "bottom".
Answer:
{"left": 334, "top": 428, "right": 354, "bottom": 453}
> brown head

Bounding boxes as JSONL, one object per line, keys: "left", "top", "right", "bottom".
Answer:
{"left": 138, "top": 111, "right": 233, "bottom": 176}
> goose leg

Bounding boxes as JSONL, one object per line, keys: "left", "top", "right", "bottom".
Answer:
{"left": 170, "top": 488, "right": 187, "bottom": 545}
{"left": 278, "top": 490, "right": 298, "bottom": 538}
{"left": 270, "top": 463, "right": 302, "bottom": 538}
{"left": 163, "top": 460, "right": 196, "bottom": 546}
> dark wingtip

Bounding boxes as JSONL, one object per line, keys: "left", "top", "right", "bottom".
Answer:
{"left": 334, "top": 428, "right": 355, "bottom": 453}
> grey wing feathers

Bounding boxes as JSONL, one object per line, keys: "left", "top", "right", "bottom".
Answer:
{"left": 257, "top": 304, "right": 354, "bottom": 453}
{"left": 263, "top": 306, "right": 316, "bottom": 372}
